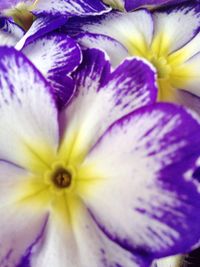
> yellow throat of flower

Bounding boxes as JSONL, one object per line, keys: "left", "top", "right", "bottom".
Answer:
{"left": 127, "top": 34, "right": 192, "bottom": 102}
{"left": 5, "top": 1, "right": 39, "bottom": 31}
{"left": 15, "top": 136, "right": 102, "bottom": 227}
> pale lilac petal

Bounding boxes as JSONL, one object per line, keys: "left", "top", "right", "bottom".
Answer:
{"left": 78, "top": 103, "right": 200, "bottom": 258}
{"left": 59, "top": 49, "right": 157, "bottom": 162}
{"left": 0, "top": 47, "right": 59, "bottom": 172}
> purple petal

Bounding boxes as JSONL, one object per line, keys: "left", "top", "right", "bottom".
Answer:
{"left": 79, "top": 103, "right": 200, "bottom": 260}
{"left": 33, "top": 0, "right": 111, "bottom": 16}
{"left": 125, "top": 0, "right": 190, "bottom": 11}
{"left": 15, "top": 15, "right": 68, "bottom": 50}
{"left": 51, "top": 75, "right": 75, "bottom": 109}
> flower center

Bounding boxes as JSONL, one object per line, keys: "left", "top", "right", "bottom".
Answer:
{"left": 52, "top": 168, "right": 72, "bottom": 189}
{"left": 150, "top": 55, "right": 171, "bottom": 79}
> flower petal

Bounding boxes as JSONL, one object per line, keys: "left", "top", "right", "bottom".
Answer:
{"left": 22, "top": 33, "right": 82, "bottom": 77}
{"left": 34, "top": 0, "right": 111, "bottom": 16}
{"left": 22, "top": 33, "right": 82, "bottom": 107}
{"left": 78, "top": 103, "right": 200, "bottom": 258}
{"left": 0, "top": 47, "right": 59, "bottom": 172}
{"left": 30, "top": 201, "right": 150, "bottom": 267}
{"left": 0, "top": 17, "right": 24, "bottom": 46}
{"left": 0, "top": 160, "right": 48, "bottom": 267}
{"left": 124, "top": 0, "right": 190, "bottom": 11}
{"left": 15, "top": 15, "right": 67, "bottom": 50}
{"left": 59, "top": 49, "right": 157, "bottom": 163}
{"left": 171, "top": 51, "right": 200, "bottom": 97}
{"left": 65, "top": 9, "right": 154, "bottom": 57}
{"left": 152, "top": 4, "right": 200, "bottom": 55}
{"left": 76, "top": 32, "right": 129, "bottom": 67}
{"left": 173, "top": 89, "right": 200, "bottom": 116}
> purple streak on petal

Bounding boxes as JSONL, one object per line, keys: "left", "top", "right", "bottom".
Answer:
{"left": 50, "top": 75, "right": 75, "bottom": 110}
{"left": 16, "top": 215, "right": 49, "bottom": 267}
{"left": 86, "top": 103, "right": 200, "bottom": 259}
{"left": 16, "top": 15, "right": 67, "bottom": 50}
{"left": 0, "top": 17, "right": 24, "bottom": 46}
{"left": 0, "top": 46, "right": 56, "bottom": 102}
{"left": 125, "top": 0, "right": 191, "bottom": 11}
{"left": 193, "top": 166, "right": 200, "bottom": 182}
{"left": 0, "top": 159, "right": 25, "bottom": 170}
{"left": 72, "top": 48, "right": 111, "bottom": 95}
{"left": 33, "top": 0, "right": 111, "bottom": 17}
{"left": 22, "top": 33, "right": 81, "bottom": 109}
{"left": 76, "top": 32, "right": 129, "bottom": 67}
{"left": 89, "top": 209, "right": 154, "bottom": 266}
{"left": 104, "top": 57, "right": 157, "bottom": 108}
{"left": 61, "top": 14, "right": 106, "bottom": 36}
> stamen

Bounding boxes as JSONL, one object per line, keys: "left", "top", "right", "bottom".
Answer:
{"left": 52, "top": 168, "right": 72, "bottom": 189}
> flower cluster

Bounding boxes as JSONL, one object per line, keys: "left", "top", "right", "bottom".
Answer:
{"left": 1, "top": 1, "right": 200, "bottom": 267}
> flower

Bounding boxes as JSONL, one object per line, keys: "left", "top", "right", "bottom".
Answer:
{"left": 0, "top": 17, "right": 82, "bottom": 107}
{"left": 64, "top": 4, "right": 200, "bottom": 110}
{"left": 1, "top": 46, "right": 200, "bottom": 266}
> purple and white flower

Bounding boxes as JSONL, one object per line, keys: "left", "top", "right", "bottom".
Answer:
{"left": 1, "top": 46, "right": 200, "bottom": 266}
{"left": 64, "top": 3, "right": 200, "bottom": 112}
{"left": 0, "top": 16, "right": 82, "bottom": 107}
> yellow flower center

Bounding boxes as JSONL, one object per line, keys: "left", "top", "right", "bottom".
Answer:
{"left": 15, "top": 136, "right": 102, "bottom": 226}
{"left": 125, "top": 33, "right": 192, "bottom": 102}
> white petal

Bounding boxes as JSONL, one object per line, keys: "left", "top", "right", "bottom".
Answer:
{"left": 76, "top": 10, "right": 154, "bottom": 57}
{"left": 0, "top": 47, "right": 59, "bottom": 172}
{"left": 76, "top": 33, "right": 129, "bottom": 67}
{"left": 31, "top": 201, "right": 147, "bottom": 267}
{"left": 153, "top": 5, "right": 200, "bottom": 54}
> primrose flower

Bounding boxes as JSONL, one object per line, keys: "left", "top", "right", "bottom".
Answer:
{"left": 0, "top": 17, "right": 82, "bottom": 107}
{"left": 65, "top": 4, "right": 200, "bottom": 109}
{"left": 2, "top": 46, "right": 200, "bottom": 266}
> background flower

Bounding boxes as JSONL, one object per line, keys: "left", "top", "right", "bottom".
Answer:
{"left": 63, "top": 3, "right": 200, "bottom": 113}
{"left": 0, "top": 16, "right": 82, "bottom": 108}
